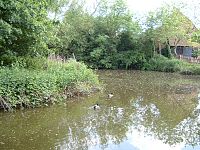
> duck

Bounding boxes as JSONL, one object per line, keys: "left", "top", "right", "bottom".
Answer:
{"left": 93, "top": 104, "right": 100, "bottom": 110}
{"left": 108, "top": 93, "right": 114, "bottom": 98}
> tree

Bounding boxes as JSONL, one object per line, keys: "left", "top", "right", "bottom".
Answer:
{"left": 145, "top": 5, "right": 195, "bottom": 57}
{"left": 53, "top": 0, "right": 141, "bottom": 69}
{"left": 0, "top": 0, "right": 50, "bottom": 57}
{"left": 56, "top": 1, "right": 94, "bottom": 58}
{"left": 91, "top": 0, "right": 141, "bottom": 68}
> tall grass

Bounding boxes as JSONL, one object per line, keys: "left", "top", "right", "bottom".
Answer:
{"left": 0, "top": 59, "right": 100, "bottom": 111}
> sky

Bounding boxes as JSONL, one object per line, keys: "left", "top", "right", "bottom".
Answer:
{"left": 49, "top": 0, "right": 200, "bottom": 28}
{"left": 120, "top": 0, "right": 199, "bottom": 13}
{"left": 126, "top": 0, "right": 174, "bottom": 13}
{"left": 125, "top": 0, "right": 199, "bottom": 15}
{"left": 126, "top": 0, "right": 200, "bottom": 27}
{"left": 87, "top": 0, "right": 200, "bottom": 28}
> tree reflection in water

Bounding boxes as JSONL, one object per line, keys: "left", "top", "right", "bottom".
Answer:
{"left": 1, "top": 71, "right": 200, "bottom": 150}
{"left": 54, "top": 94, "right": 200, "bottom": 150}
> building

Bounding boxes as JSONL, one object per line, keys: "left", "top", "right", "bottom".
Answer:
{"left": 169, "top": 39, "right": 199, "bottom": 57}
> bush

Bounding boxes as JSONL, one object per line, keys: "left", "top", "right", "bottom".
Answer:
{"left": 180, "top": 64, "right": 200, "bottom": 75}
{"left": 0, "top": 54, "right": 17, "bottom": 66}
{"left": 116, "top": 51, "right": 147, "bottom": 69}
{"left": 0, "top": 60, "right": 100, "bottom": 111}
{"left": 0, "top": 55, "right": 48, "bottom": 70}
{"left": 143, "top": 55, "right": 200, "bottom": 75}
{"left": 192, "top": 49, "right": 200, "bottom": 58}
{"left": 15, "top": 57, "right": 48, "bottom": 70}
{"left": 144, "top": 55, "right": 182, "bottom": 72}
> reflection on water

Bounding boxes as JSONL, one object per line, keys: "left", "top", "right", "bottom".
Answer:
{"left": 0, "top": 70, "right": 200, "bottom": 150}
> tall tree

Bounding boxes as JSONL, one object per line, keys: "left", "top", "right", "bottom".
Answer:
{"left": 0, "top": 0, "right": 50, "bottom": 57}
{"left": 145, "top": 5, "right": 195, "bottom": 57}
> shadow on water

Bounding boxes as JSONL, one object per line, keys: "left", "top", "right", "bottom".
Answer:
{"left": 0, "top": 70, "right": 200, "bottom": 150}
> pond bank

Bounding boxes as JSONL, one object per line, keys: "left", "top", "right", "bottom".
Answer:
{"left": 0, "top": 60, "right": 101, "bottom": 111}
{"left": 143, "top": 55, "right": 200, "bottom": 75}
{"left": 0, "top": 70, "right": 199, "bottom": 149}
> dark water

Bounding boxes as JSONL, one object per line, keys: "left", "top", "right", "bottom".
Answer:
{"left": 0, "top": 70, "right": 200, "bottom": 150}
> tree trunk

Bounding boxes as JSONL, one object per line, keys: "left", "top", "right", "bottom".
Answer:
{"left": 158, "top": 42, "right": 162, "bottom": 55}
{"left": 153, "top": 40, "right": 156, "bottom": 57}
{"left": 173, "top": 38, "right": 180, "bottom": 56}
{"left": 166, "top": 39, "right": 172, "bottom": 58}
{"left": 173, "top": 46, "right": 177, "bottom": 56}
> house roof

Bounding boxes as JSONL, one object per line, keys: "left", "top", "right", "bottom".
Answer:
{"left": 188, "top": 41, "right": 200, "bottom": 48}
{"left": 169, "top": 39, "right": 200, "bottom": 47}
{"left": 156, "top": 8, "right": 200, "bottom": 47}
{"left": 169, "top": 39, "right": 190, "bottom": 47}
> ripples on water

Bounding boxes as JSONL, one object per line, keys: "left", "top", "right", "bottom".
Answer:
{"left": 0, "top": 70, "right": 200, "bottom": 150}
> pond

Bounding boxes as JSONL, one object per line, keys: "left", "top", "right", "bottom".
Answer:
{"left": 0, "top": 70, "right": 200, "bottom": 150}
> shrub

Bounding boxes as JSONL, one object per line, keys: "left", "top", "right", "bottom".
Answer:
{"left": 0, "top": 55, "right": 48, "bottom": 70}
{"left": 144, "top": 55, "right": 182, "bottom": 72}
{"left": 15, "top": 57, "right": 48, "bottom": 70}
{"left": 116, "top": 51, "right": 147, "bottom": 69}
{"left": 0, "top": 60, "right": 100, "bottom": 111}
{"left": 0, "top": 54, "right": 17, "bottom": 66}
{"left": 192, "top": 50, "right": 200, "bottom": 58}
{"left": 180, "top": 64, "right": 200, "bottom": 75}
{"left": 144, "top": 55, "right": 200, "bottom": 75}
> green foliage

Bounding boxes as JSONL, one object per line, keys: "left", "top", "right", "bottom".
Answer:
{"left": 143, "top": 55, "right": 200, "bottom": 75}
{"left": 0, "top": 60, "right": 100, "bottom": 110}
{"left": 116, "top": 51, "right": 146, "bottom": 69}
{"left": 15, "top": 57, "right": 48, "bottom": 70}
{"left": 192, "top": 50, "right": 200, "bottom": 58}
{"left": 1, "top": 0, "right": 200, "bottom": 74}
{"left": 192, "top": 31, "right": 200, "bottom": 43}
{"left": 161, "top": 44, "right": 172, "bottom": 58}
{"left": 180, "top": 64, "right": 200, "bottom": 75}
{"left": 145, "top": 5, "right": 194, "bottom": 56}
{"left": 117, "top": 31, "right": 137, "bottom": 52}
{"left": 1, "top": 0, "right": 200, "bottom": 112}
{"left": 52, "top": 0, "right": 142, "bottom": 69}
{"left": 49, "top": 0, "right": 198, "bottom": 71}
{"left": 0, "top": 55, "right": 48, "bottom": 70}
{"left": 0, "top": 54, "right": 17, "bottom": 66}
{"left": 0, "top": 0, "right": 51, "bottom": 57}
{"left": 144, "top": 55, "right": 182, "bottom": 72}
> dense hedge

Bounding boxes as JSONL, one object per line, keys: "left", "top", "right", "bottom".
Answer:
{"left": 0, "top": 60, "right": 100, "bottom": 111}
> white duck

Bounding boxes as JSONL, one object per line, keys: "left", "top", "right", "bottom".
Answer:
{"left": 108, "top": 93, "right": 114, "bottom": 98}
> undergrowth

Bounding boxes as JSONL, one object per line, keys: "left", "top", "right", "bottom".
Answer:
{"left": 0, "top": 59, "right": 100, "bottom": 111}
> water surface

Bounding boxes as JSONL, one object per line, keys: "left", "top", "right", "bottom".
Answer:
{"left": 0, "top": 70, "right": 200, "bottom": 150}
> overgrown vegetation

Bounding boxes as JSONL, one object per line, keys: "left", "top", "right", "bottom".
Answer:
{"left": 144, "top": 55, "right": 200, "bottom": 75}
{"left": 0, "top": 59, "right": 100, "bottom": 111}
{"left": 0, "top": 0, "right": 200, "bottom": 110}
{"left": 47, "top": 0, "right": 199, "bottom": 71}
{"left": 1, "top": 0, "right": 200, "bottom": 70}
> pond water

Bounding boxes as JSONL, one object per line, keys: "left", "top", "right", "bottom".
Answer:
{"left": 0, "top": 70, "right": 200, "bottom": 150}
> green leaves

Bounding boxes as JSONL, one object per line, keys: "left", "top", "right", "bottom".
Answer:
{"left": 0, "top": 0, "right": 50, "bottom": 57}
{"left": 0, "top": 60, "right": 100, "bottom": 110}
{"left": 50, "top": 0, "right": 142, "bottom": 69}
{"left": 145, "top": 5, "right": 195, "bottom": 57}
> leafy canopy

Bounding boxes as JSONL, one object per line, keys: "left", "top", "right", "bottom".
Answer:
{"left": 0, "top": 0, "right": 51, "bottom": 57}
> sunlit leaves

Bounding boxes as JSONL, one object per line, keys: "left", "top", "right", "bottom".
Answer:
{"left": 145, "top": 5, "right": 195, "bottom": 56}
{"left": 0, "top": 0, "right": 50, "bottom": 57}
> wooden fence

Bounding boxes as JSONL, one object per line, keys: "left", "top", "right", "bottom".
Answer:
{"left": 177, "top": 55, "right": 200, "bottom": 64}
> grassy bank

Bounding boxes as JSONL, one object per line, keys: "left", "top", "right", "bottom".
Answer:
{"left": 144, "top": 55, "right": 200, "bottom": 75}
{"left": 0, "top": 59, "right": 100, "bottom": 111}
